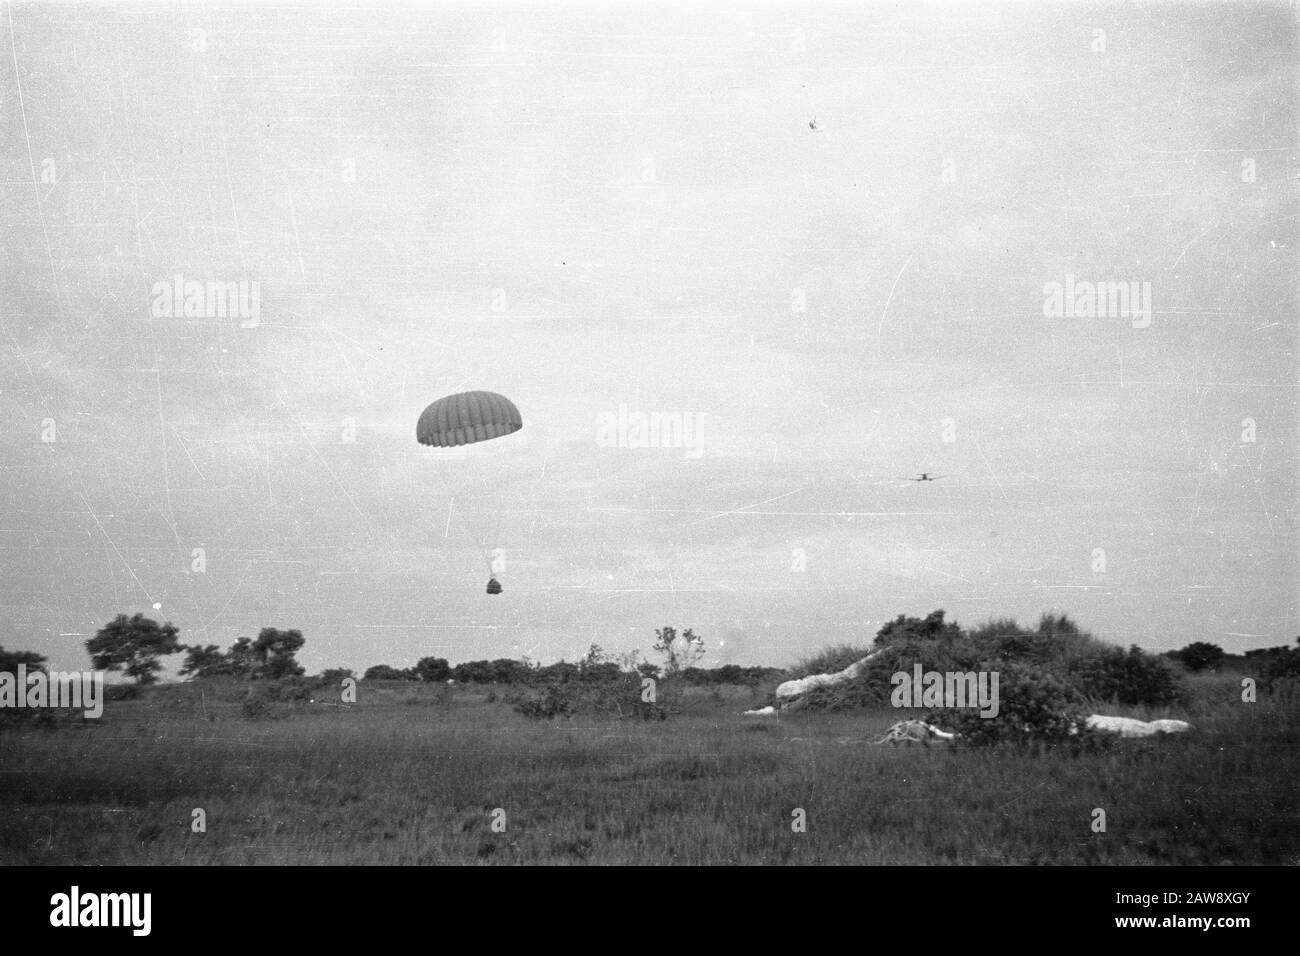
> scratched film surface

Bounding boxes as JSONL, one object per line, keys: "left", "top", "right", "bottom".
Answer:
{"left": 1, "top": 2, "right": 1296, "bottom": 865}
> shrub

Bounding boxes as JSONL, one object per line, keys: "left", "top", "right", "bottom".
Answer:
{"left": 1069, "top": 645, "right": 1183, "bottom": 706}
{"left": 415, "top": 657, "right": 451, "bottom": 683}
{"left": 934, "top": 662, "right": 1089, "bottom": 747}
{"left": 363, "top": 664, "right": 416, "bottom": 681}
{"left": 452, "top": 660, "right": 498, "bottom": 684}
{"left": 511, "top": 649, "right": 666, "bottom": 721}
{"left": 1263, "top": 648, "right": 1300, "bottom": 689}
{"left": 875, "top": 610, "right": 963, "bottom": 647}
{"left": 513, "top": 684, "right": 575, "bottom": 719}
{"left": 0, "top": 646, "right": 48, "bottom": 674}
{"left": 965, "top": 614, "right": 1116, "bottom": 668}
{"left": 316, "top": 668, "right": 355, "bottom": 685}
{"left": 1169, "top": 642, "right": 1226, "bottom": 672}
{"left": 785, "top": 613, "right": 1186, "bottom": 723}
{"left": 512, "top": 681, "right": 664, "bottom": 720}
{"left": 680, "top": 664, "right": 783, "bottom": 686}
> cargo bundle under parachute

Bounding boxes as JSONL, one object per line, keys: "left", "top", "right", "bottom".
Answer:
{"left": 416, "top": 391, "right": 523, "bottom": 596}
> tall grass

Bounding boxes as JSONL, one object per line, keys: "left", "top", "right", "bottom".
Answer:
{"left": 2, "top": 676, "right": 1295, "bottom": 865}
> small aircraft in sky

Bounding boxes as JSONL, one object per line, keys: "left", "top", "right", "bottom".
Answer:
{"left": 903, "top": 473, "right": 947, "bottom": 482}
{"left": 809, "top": 116, "right": 819, "bottom": 131}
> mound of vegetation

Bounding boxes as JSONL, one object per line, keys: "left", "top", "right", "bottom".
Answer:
{"left": 932, "top": 662, "right": 1088, "bottom": 746}
{"left": 1067, "top": 644, "right": 1182, "bottom": 705}
{"left": 786, "top": 611, "right": 1187, "bottom": 743}
{"left": 508, "top": 645, "right": 663, "bottom": 720}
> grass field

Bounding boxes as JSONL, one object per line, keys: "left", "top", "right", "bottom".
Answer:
{"left": 2, "top": 675, "right": 1297, "bottom": 865}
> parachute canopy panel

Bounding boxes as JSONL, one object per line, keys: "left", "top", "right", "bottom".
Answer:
{"left": 416, "top": 391, "right": 522, "bottom": 447}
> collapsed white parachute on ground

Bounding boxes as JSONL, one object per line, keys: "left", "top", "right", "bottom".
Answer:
{"left": 743, "top": 650, "right": 1195, "bottom": 742}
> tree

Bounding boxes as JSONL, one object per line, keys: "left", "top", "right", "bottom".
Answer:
{"left": 1171, "top": 641, "right": 1225, "bottom": 672}
{"left": 452, "top": 660, "right": 495, "bottom": 683}
{"left": 653, "top": 626, "right": 705, "bottom": 677}
{"left": 86, "top": 613, "right": 182, "bottom": 684}
{"left": 0, "top": 646, "right": 47, "bottom": 675}
{"left": 179, "top": 644, "right": 226, "bottom": 679}
{"left": 576, "top": 645, "right": 622, "bottom": 683}
{"left": 364, "top": 664, "right": 411, "bottom": 680}
{"left": 252, "top": 628, "right": 306, "bottom": 679}
{"left": 1264, "top": 646, "right": 1300, "bottom": 688}
{"left": 1035, "top": 612, "right": 1081, "bottom": 637}
{"left": 489, "top": 658, "right": 529, "bottom": 683}
{"left": 317, "top": 667, "right": 355, "bottom": 684}
{"left": 415, "top": 656, "right": 451, "bottom": 682}
{"left": 226, "top": 638, "right": 258, "bottom": 678}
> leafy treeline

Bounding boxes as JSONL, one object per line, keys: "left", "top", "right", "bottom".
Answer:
{"left": 2, "top": 609, "right": 1296, "bottom": 702}
{"left": 1164, "top": 639, "right": 1300, "bottom": 687}
{"left": 360, "top": 657, "right": 782, "bottom": 687}
{"left": 5, "top": 614, "right": 312, "bottom": 687}
{"left": 181, "top": 628, "right": 306, "bottom": 681}
{"left": 0, "top": 646, "right": 48, "bottom": 675}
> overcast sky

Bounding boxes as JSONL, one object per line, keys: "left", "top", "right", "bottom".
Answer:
{"left": 2, "top": 1, "right": 1296, "bottom": 675}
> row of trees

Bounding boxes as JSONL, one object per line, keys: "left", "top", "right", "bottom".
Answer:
{"left": 361, "top": 658, "right": 783, "bottom": 687}
{"left": 1164, "top": 638, "right": 1300, "bottom": 676}
{"left": 360, "top": 628, "right": 751, "bottom": 686}
{"left": 0, "top": 645, "right": 48, "bottom": 675}
{"left": 72, "top": 613, "right": 309, "bottom": 685}
{"left": 5, "top": 611, "right": 1296, "bottom": 692}
{"left": 180, "top": 629, "right": 306, "bottom": 680}
{"left": 9, "top": 614, "right": 710, "bottom": 689}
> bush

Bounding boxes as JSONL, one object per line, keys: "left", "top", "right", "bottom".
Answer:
{"left": 317, "top": 668, "right": 355, "bottom": 685}
{"left": 511, "top": 649, "right": 666, "bottom": 720}
{"left": 1069, "top": 645, "right": 1183, "bottom": 706}
{"left": 415, "top": 657, "right": 450, "bottom": 683}
{"left": 363, "top": 664, "right": 416, "bottom": 681}
{"left": 965, "top": 614, "right": 1115, "bottom": 668}
{"left": 934, "top": 662, "right": 1089, "bottom": 747}
{"left": 681, "top": 664, "right": 785, "bottom": 686}
{"left": 783, "top": 613, "right": 1187, "bottom": 722}
{"left": 512, "top": 680, "right": 664, "bottom": 720}
{"left": 451, "top": 660, "right": 496, "bottom": 684}
{"left": 1169, "top": 642, "right": 1226, "bottom": 672}
{"left": 1263, "top": 648, "right": 1300, "bottom": 689}
{"left": 513, "top": 684, "right": 575, "bottom": 719}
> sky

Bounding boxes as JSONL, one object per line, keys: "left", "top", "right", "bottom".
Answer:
{"left": 1, "top": 0, "right": 1296, "bottom": 676}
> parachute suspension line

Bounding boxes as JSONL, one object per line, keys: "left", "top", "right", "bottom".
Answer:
{"left": 432, "top": 463, "right": 490, "bottom": 576}
{"left": 415, "top": 390, "right": 523, "bottom": 590}
{"left": 489, "top": 452, "right": 518, "bottom": 571}
{"left": 452, "top": 479, "right": 495, "bottom": 576}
